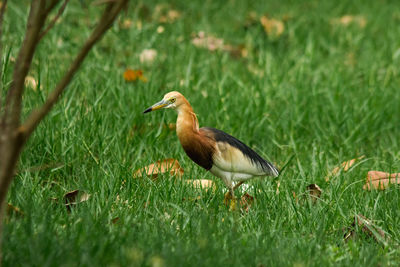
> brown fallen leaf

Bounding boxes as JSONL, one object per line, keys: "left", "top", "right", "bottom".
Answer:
{"left": 344, "top": 214, "right": 386, "bottom": 244}
{"left": 306, "top": 184, "right": 322, "bottom": 204}
{"left": 7, "top": 203, "right": 24, "bottom": 218}
{"left": 292, "top": 191, "right": 298, "bottom": 203}
{"left": 243, "top": 11, "right": 259, "bottom": 29}
{"left": 143, "top": 201, "right": 151, "bottom": 208}
{"left": 123, "top": 69, "right": 147, "bottom": 82}
{"left": 156, "top": 25, "right": 165, "bottom": 34}
{"left": 25, "top": 76, "right": 38, "bottom": 90}
{"left": 64, "top": 190, "right": 91, "bottom": 211}
{"left": 260, "top": 15, "right": 284, "bottom": 38}
{"left": 276, "top": 181, "right": 281, "bottom": 195}
{"left": 223, "top": 44, "right": 248, "bottom": 58}
{"left": 133, "top": 158, "right": 184, "bottom": 179}
{"left": 182, "top": 196, "right": 202, "bottom": 202}
{"left": 325, "top": 156, "right": 365, "bottom": 181}
{"left": 139, "top": 49, "right": 157, "bottom": 64}
{"left": 191, "top": 32, "right": 246, "bottom": 58}
{"left": 331, "top": 15, "right": 367, "bottom": 28}
{"left": 240, "top": 193, "right": 254, "bottom": 213}
{"left": 153, "top": 4, "right": 181, "bottom": 24}
{"left": 185, "top": 179, "right": 215, "bottom": 191}
{"left": 223, "top": 192, "right": 254, "bottom": 212}
{"left": 120, "top": 19, "right": 132, "bottom": 29}
{"left": 363, "top": 171, "right": 400, "bottom": 190}
{"left": 192, "top": 31, "right": 224, "bottom": 51}
{"left": 158, "top": 9, "right": 181, "bottom": 23}
{"left": 165, "top": 123, "right": 176, "bottom": 131}
{"left": 111, "top": 217, "right": 120, "bottom": 224}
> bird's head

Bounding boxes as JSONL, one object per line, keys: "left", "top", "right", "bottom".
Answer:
{"left": 143, "top": 91, "right": 186, "bottom": 113}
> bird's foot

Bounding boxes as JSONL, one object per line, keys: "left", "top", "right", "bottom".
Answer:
{"left": 224, "top": 191, "right": 237, "bottom": 211}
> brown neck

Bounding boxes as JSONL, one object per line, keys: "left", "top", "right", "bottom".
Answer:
{"left": 176, "top": 101, "right": 199, "bottom": 143}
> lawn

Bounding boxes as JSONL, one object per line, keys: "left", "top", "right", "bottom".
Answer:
{"left": 2, "top": 0, "right": 400, "bottom": 266}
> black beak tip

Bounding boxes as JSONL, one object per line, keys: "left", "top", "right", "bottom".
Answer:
{"left": 143, "top": 107, "right": 152, "bottom": 114}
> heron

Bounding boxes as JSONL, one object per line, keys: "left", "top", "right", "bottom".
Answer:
{"left": 143, "top": 91, "right": 279, "bottom": 203}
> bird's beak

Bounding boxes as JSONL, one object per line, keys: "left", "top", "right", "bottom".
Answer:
{"left": 143, "top": 99, "right": 168, "bottom": 113}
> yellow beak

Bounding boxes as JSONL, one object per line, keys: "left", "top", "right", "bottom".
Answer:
{"left": 143, "top": 99, "right": 168, "bottom": 113}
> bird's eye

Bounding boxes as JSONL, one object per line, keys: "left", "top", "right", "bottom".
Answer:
{"left": 170, "top": 98, "right": 176, "bottom": 103}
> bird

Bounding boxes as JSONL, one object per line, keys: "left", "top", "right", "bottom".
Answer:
{"left": 143, "top": 91, "right": 279, "bottom": 202}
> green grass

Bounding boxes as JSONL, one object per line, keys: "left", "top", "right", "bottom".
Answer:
{"left": 2, "top": 0, "right": 400, "bottom": 266}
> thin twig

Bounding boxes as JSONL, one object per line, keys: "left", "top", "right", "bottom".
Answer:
{"left": 0, "top": 0, "right": 8, "bottom": 110}
{"left": 44, "top": 0, "right": 60, "bottom": 16}
{"left": 39, "top": 0, "right": 69, "bottom": 41}
{"left": 21, "top": 0, "right": 128, "bottom": 139}
{"left": 2, "top": 0, "right": 47, "bottom": 130}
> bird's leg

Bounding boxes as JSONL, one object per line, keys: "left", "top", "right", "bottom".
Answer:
{"left": 224, "top": 187, "right": 234, "bottom": 206}
{"left": 227, "top": 187, "right": 237, "bottom": 210}
{"left": 233, "top": 181, "right": 244, "bottom": 191}
{"left": 229, "top": 187, "right": 235, "bottom": 199}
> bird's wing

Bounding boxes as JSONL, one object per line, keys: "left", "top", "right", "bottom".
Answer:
{"left": 200, "top": 127, "right": 279, "bottom": 177}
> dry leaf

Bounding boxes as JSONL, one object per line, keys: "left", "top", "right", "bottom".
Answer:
{"left": 223, "top": 44, "right": 248, "bottom": 58}
{"left": 7, "top": 203, "right": 24, "bottom": 217}
{"left": 165, "top": 123, "right": 176, "bottom": 131}
{"left": 292, "top": 191, "right": 298, "bottom": 203}
{"left": 25, "top": 76, "right": 38, "bottom": 90}
{"left": 120, "top": 19, "right": 132, "bottom": 29}
{"left": 247, "top": 64, "right": 264, "bottom": 78}
{"left": 139, "top": 49, "right": 157, "bottom": 64}
{"left": 363, "top": 171, "right": 400, "bottom": 190}
{"left": 240, "top": 193, "right": 254, "bottom": 213}
{"left": 244, "top": 11, "right": 259, "bottom": 29}
{"left": 133, "top": 158, "right": 184, "bottom": 179}
{"left": 344, "top": 214, "right": 386, "bottom": 243}
{"left": 123, "top": 69, "right": 147, "bottom": 82}
{"left": 306, "top": 184, "right": 322, "bottom": 204}
{"left": 143, "top": 201, "right": 150, "bottom": 208}
{"left": 157, "top": 25, "right": 165, "bottom": 33}
{"left": 192, "top": 31, "right": 224, "bottom": 51}
{"left": 223, "top": 192, "right": 254, "bottom": 212}
{"left": 185, "top": 179, "right": 215, "bottom": 191}
{"left": 182, "top": 196, "right": 201, "bottom": 202}
{"left": 111, "top": 217, "right": 120, "bottom": 224}
{"left": 260, "top": 16, "right": 284, "bottom": 37}
{"left": 325, "top": 156, "right": 365, "bottom": 181}
{"left": 191, "top": 32, "right": 246, "bottom": 58}
{"left": 64, "top": 190, "right": 91, "bottom": 211}
{"left": 331, "top": 15, "right": 367, "bottom": 28}
{"left": 153, "top": 4, "right": 180, "bottom": 23}
{"left": 276, "top": 181, "right": 281, "bottom": 195}
{"left": 159, "top": 9, "right": 181, "bottom": 23}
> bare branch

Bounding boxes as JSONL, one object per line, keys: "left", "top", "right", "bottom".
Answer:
{"left": 2, "top": 0, "right": 48, "bottom": 130}
{"left": 44, "top": 0, "right": 60, "bottom": 16}
{"left": 0, "top": 0, "right": 8, "bottom": 110}
{"left": 21, "top": 0, "right": 128, "bottom": 139}
{"left": 39, "top": 0, "right": 69, "bottom": 41}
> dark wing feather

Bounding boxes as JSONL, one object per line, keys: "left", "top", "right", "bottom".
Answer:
{"left": 201, "top": 127, "right": 279, "bottom": 176}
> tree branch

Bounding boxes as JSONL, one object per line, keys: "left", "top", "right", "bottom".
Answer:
{"left": 21, "top": 0, "right": 128, "bottom": 139}
{"left": 44, "top": 0, "right": 60, "bottom": 15}
{"left": 0, "top": 0, "right": 8, "bottom": 111}
{"left": 39, "top": 0, "right": 69, "bottom": 41}
{"left": 2, "top": 0, "right": 47, "bottom": 130}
